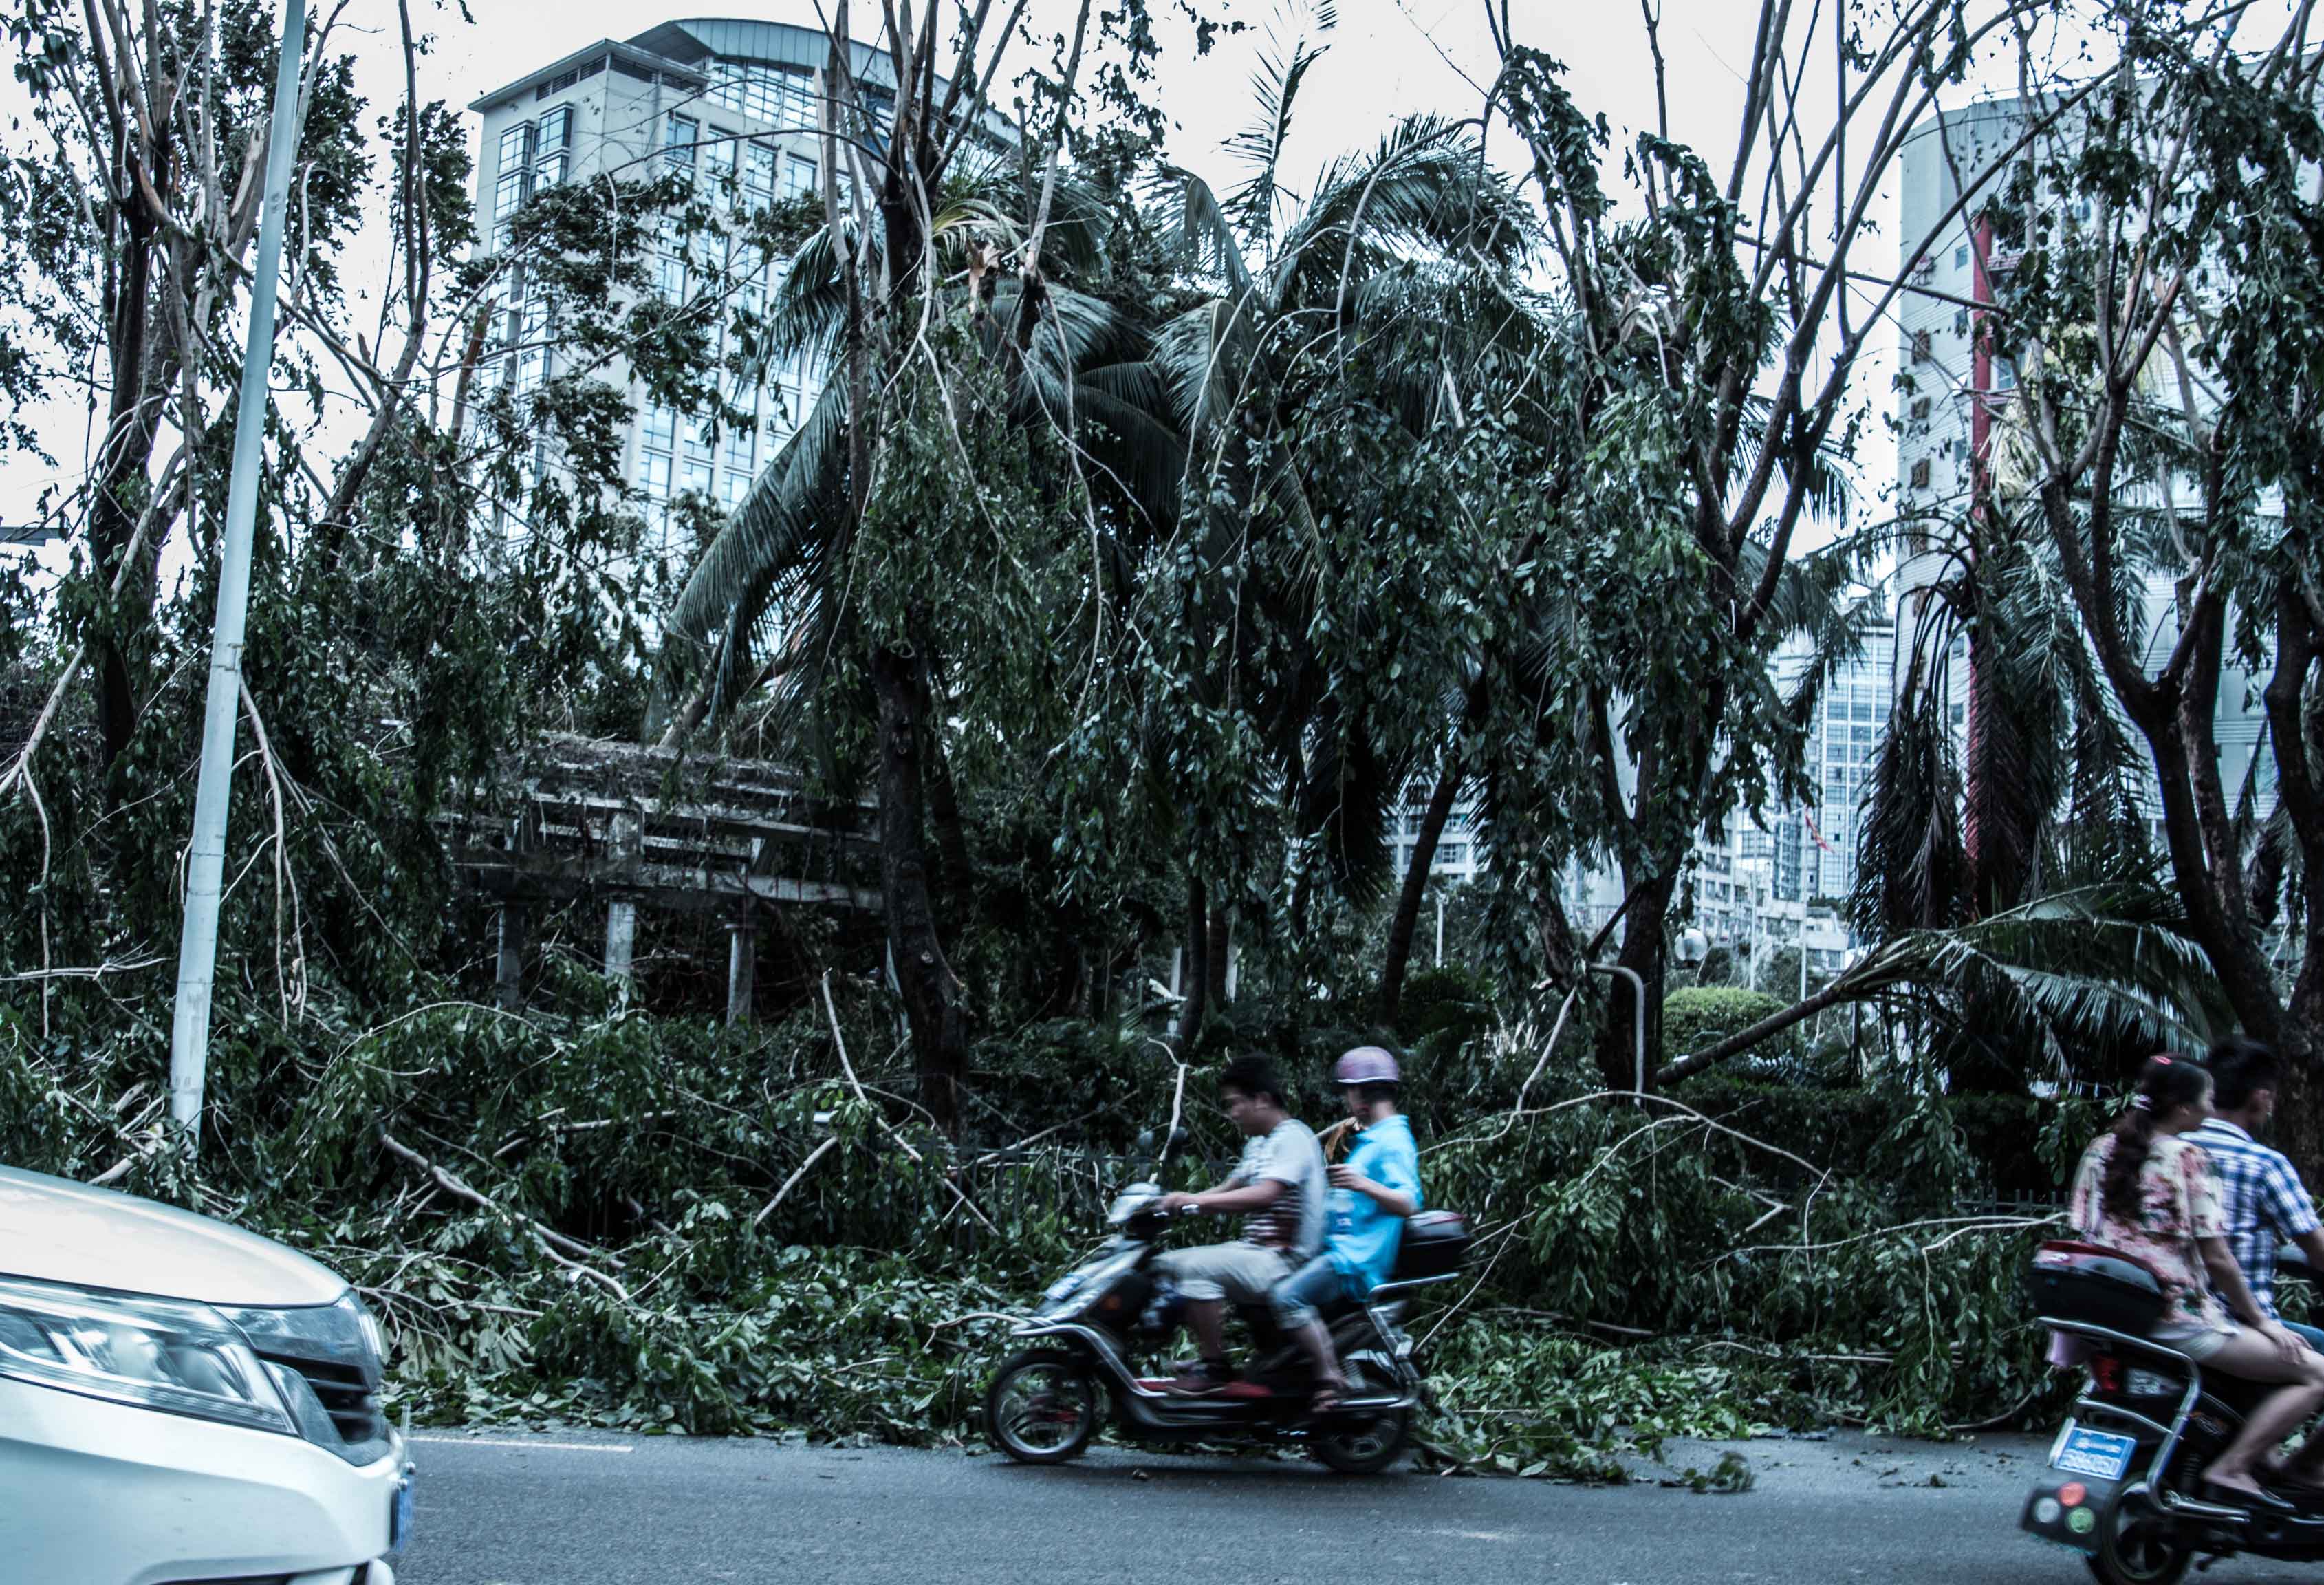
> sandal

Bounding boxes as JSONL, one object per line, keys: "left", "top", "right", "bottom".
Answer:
{"left": 1309, "top": 1379, "right": 1349, "bottom": 1414}
{"left": 2204, "top": 1474, "right": 2294, "bottom": 1511}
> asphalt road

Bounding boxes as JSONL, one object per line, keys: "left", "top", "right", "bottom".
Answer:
{"left": 392, "top": 1427, "right": 2316, "bottom": 1584}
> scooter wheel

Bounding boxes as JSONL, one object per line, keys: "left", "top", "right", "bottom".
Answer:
{"left": 1312, "top": 1406, "right": 1412, "bottom": 1476}
{"left": 986, "top": 1348, "right": 1100, "bottom": 1465}
{"left": 2085, "top": 1486, "right": 2191, "bottom": 1585}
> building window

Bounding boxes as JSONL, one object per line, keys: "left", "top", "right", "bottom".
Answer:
{"left": 536, "top": 105, "right": 571, "bottom": 156}
{"left": 1953, "top": 308, "right": 1970, "bottom": 336}
{"left": 495, "top": 120, "right": 536, "bottom": 224}
{"left": 1909, "top": 396, "right": 1931, "bottom": 422}
{"left": 1911, "top": 330, "right": 1933, "bottom": 363}
{"left": 664, "top": 112, "right": 698, "bottom": 180}
{"left": 779, "top": 155, "right": 819, "bottom": 202}
{"left": 1909, "top": 457, "right": 1932, "bottom": 489}
{"left": 743, "top": 143, "right": 779, "bottom": 208}
{"left": 654, "top": 216, "right": 688, "bottom": 299}
{"left": 532, "top": 106, "right": 572, "bottom": 194}
{"left": 704, "top": 131, "right": 740, "bottom": 205}
{"left": 680, "top": 413, "right": 715, "bottom": 499}
{"left": 1955, "top": 244, "right": 1970, "bottom": 270}
{"left": 712, "top": 61, "right": 818, "bottom": 130}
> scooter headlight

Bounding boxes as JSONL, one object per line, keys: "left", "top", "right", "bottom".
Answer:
{"left": 0, "top": 1275, "right": 295, "bottom": 1435}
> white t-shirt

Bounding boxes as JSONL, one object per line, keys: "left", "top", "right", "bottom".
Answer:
{"left": 1231, "top": 1117, "right": 1327, "bottom": 1261}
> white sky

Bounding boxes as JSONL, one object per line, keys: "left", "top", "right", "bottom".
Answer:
{"left": 0, "top": 0, "right": 1768, "bottom": 559}
{"left": 19, "top": 0, "right": 2276, "bottom": 574}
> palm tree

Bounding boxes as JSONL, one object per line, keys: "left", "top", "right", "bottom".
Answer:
{"left": 1129, "top": 58, "right": 1541, "bottom": 1033}
{"left": 651, "top": 7, "right": 1181, "bottom": 1131}
{"left": 1657, "top": 883, "right": 2236, "bottom": 1086}
{"left": 1852, "top": 453, "right": 2173, "bottom": 1088}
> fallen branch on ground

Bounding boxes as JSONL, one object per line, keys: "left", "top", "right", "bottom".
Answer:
{"left": 754, "top": 1134, "right": 841, "bottom": 1229}
{"left": 378, "top": 1130, "right": 632, "bottom": 1303}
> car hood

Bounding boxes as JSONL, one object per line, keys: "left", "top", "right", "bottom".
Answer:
{"left": 0, "top": 1165, "right": 348, "bottom": 1308}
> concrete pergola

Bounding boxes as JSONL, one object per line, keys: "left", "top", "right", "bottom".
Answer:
{"left": 450, "top": 733, "right": 879, "bottom": 1021}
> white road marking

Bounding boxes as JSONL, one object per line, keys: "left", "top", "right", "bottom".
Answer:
{"left": 406, "top": 1434, "right": 633, "bottom": 1453}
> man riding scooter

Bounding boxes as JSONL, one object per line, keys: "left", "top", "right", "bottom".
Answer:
{"left": 2194, "top": 1037, "right": 2324, "bottom": 1494}
{"left": 1153, "top": 1055, "right": 1328, "bottom": 1396}
{"left": 1273, "top": 1046, "right": 1422, "bottom": 1411}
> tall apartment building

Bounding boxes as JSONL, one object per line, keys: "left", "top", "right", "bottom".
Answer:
{"left": 1891, "top": 95, "right": 2272, "bottom": 842}
{"left": 466, "top": 19, "right": 1008, "bottom": 579}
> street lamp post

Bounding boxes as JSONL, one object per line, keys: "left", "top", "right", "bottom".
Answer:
{"left": 168, "top": 0, "right": 309, "bottom": 1147}
{"left": 1592, "top": 928, "right": 1708, "bottom": 1097}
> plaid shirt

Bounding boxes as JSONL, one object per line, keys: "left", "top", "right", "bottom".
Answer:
{"left": 2189, "top": 1118, "right": 2322, "bottom": 1319}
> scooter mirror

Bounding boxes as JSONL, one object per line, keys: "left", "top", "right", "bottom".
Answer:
{"left": 1134, "top": 1128, "right": 1155, "bottom": 1155}
{"left": 1160, "top": 1125, "right": 1191, "bottom": 1161}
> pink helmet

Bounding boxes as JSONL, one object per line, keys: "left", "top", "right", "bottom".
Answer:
{"left": 1333, "top": 1046, "right": 1402, "bottom": 1088}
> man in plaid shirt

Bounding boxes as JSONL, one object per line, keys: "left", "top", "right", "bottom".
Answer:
{"left": 2193, "top": 1039, "right": 2324, "bottom": 1353}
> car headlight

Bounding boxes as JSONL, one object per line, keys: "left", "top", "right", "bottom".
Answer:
{"left": 0, "top": 1275, "right": 295, "bottom": 1435}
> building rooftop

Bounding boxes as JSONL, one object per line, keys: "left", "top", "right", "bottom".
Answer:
{"left": 468, "top": 18, "right": 1001, "bottom": 127}
{"left": 468, "top": 36, "right": 704, "bottom": 114}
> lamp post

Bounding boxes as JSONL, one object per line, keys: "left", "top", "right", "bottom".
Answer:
{"left": 1592, "top": 928, "right": 1708, "bottom": 1098}
{"left": 169, "top": 0, "right": 309, "bottom": 1147}
{"left": 1843, "top": 945, "right": 1865, "bottom": 1082}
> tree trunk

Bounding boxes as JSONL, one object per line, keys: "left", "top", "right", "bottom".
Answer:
{"left": 917, "top": 661, "right": 975, "bottom": 924}
{"left": 2275, "top": 1021, "right": 2324, "bottom": 1178}
{"left": 1180, "top": 875, "right": 1210, "bottom": 1052}
{"left": 1379, "top": 753, "right": 1463, "bottom": 1029}
{"left": 1205, "top": 903, "right": 1230, "bottom": 1008}
{"left": 869, "top": 645, "right": 966, "bottom": 1132}
{"left": 90, "top": 212, "right": 162, "bottom": 783}
{"left": 1655, "top": 973, "right": 1861, "bottom": 1086}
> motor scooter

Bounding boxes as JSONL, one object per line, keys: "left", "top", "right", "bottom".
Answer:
{"left": 984, "top": 1128, "right": 1467, "bottom": 1474}
{"left": 2022, "top": 1240, "right": 2324, "bottom": 1583}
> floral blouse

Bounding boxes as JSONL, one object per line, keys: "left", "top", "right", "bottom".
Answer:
{"left": 2070, "top": 1132, "right": 2228, "bottom": 1333}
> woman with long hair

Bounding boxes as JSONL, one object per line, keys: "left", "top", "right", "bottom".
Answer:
{"left": 2070, "top": 1053, "right": 2324, "bottom": 1502}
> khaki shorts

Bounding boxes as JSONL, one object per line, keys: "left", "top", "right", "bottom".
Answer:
{"left": 1154, "top": 1242, "right": 1294, "bottom": 1304}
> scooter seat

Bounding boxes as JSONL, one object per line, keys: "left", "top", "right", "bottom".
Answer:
{"left": 1220, "top": 1381, "right": 1275, "bottom": 1400}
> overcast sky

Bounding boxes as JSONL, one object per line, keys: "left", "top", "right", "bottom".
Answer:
{"left": 17, "top": 0, "right": 2272, "bottom": 568}
{"left": 0, "top": 0, "right": 1780, "bottom": 549}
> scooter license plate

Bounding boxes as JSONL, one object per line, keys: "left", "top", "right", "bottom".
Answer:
{"left": 2052, "top": 1425, "right": 2138, "bottom": 1482}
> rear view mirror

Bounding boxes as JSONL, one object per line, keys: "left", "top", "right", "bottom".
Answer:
{"left": 1160, "top": 1125, "right": 1191, "bottom": 1161}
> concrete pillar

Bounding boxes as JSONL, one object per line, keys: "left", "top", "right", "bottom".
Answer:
{"left": 604, "top": 809, "right": 641, "bottom": 997}
{"left": 495, "top": 903, "right": 527, "bottom": 1012}
{"left": 604, "top": 900, "right": 636, "bottom": 990}
{"left": 725, "top": 918, "right": 757, "bottom": 1026}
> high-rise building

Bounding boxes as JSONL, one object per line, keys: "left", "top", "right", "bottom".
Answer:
{"left": 1891, "top": 94, "right": 2272, "bottom": 842}
{"left": 466, "top": 19, "right": 1009, "bottom": 581}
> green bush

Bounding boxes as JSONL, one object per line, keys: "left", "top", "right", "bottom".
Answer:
{"left": 1662, "top": 986, "right": 1800, "bottom": 1072}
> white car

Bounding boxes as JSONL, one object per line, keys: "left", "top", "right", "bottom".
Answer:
{"left": 0, "top": 1164, "right": 411, "bottom": 1585}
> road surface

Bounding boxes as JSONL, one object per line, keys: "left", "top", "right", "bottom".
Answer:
{"left": 392, "top": 1427, "right": 2312, "bottom": 1584}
